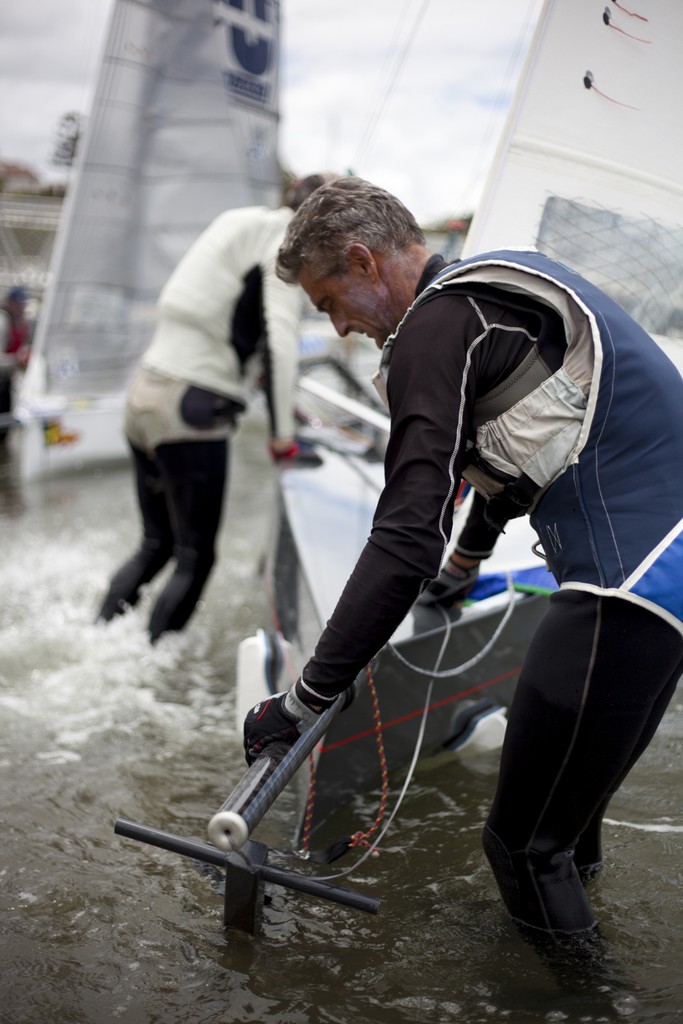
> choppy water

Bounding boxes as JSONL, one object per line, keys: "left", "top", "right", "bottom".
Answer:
{"left": 1, "top": 411, "right": 682, "bottom": 1024}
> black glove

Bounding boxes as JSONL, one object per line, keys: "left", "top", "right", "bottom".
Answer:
{"left": 417, "top": 561, "right": 480, "bottom": 608}
{"left": 243, "top": 686, "right": 319, "bottom": 765}
{"left": 243, "top": 678, "right": 355, "bottom": 765}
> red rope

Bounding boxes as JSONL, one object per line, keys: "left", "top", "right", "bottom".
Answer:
{"left": 583, "top": 71, "right": 639, "bottom": 110}
{"left": 602, "top": 7, "right": 651, "bottom": 42}
{"left": 300, "top": 664, "right": 390, "bottom": 856}
{"left": 612, "top": 0, "right": 648, "bottom": 20}
{"left": 605, "top": 22, "right": 651, "bottom": 42}
{"left": 299, "top": 752, "right": 318, "bottom": 854}
{"left": 348, "top": 666, "right": 390, "bottom": 851}
{"left": 319, "top": 667, "right": 519, "bottom": 753}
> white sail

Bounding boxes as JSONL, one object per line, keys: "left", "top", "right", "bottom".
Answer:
{"left": 19, "top": 0, "right": 282, "bottom": 478}
{"left": 462, "top": 0, "right": 683, "bottom": 368}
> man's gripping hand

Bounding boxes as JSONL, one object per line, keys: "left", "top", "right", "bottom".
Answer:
{"left": 268, "top": 438, "right": 322, "bottom": 468}
{"left": 243, "top": 684, "right": 321, "bottom": 765}
{"left": 243, "top": 678, "right": 354, "bottom": 765}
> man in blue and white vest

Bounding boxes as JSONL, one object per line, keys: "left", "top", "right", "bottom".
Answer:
{"left": 244, "top": 177, "right": 683, "bottom": 938}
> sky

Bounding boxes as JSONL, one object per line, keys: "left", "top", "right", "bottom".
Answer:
{"left": 0, "top": 0, "right": 545, "bottom": 225}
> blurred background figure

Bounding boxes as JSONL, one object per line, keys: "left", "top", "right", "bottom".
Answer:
{"left": 97, "top": 173, "right": 335, "bottom": 643}
{"left": 0, "top": 284, "right": 32, "bottom": 443}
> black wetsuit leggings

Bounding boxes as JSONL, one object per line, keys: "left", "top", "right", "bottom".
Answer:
{"left": 98, "top": 439, "right": 228, "bottom": 642}
{"left": 483, "top": 589, "right": 683, "bottom": 936}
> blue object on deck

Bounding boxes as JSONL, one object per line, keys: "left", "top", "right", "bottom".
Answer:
{"left": 469, "top": 566, "right": 558, "bottom": 601}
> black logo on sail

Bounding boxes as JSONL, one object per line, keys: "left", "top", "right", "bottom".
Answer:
{"left": 213, "top": 0, "right": 279, "bottom": 109}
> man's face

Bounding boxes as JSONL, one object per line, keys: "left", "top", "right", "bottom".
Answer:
{"left": 299, "top": 248, "right": 401, "bottom": 349}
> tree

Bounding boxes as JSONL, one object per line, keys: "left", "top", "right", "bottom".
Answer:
{"left": 51, "top": 112, "right": 83, "bottom": 169}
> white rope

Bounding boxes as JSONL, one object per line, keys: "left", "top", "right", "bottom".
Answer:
{"left": 312, "top": 608, "right": 454, "bottom": 881}
{"left": 306, "top": 575, "right": 518, "bottom": 881}
{"left": 385, "top": 572, "right": 518, "bottom": 679}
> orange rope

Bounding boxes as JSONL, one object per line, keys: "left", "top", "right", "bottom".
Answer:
{"left": 300, "top": 663, "right": 390, "bottom": 856}
{"left": 348, "top": 665, "right": 389, "bottom": 850}
{"left": 299, "top": 750, "right": 318, "bottom": 854}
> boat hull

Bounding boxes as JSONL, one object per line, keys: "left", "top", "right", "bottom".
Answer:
{"left": 302, "top": 590, "right": 549, "bottom": 842}
{"left": 18, "top": 396, "right": 129, "bottom": 480}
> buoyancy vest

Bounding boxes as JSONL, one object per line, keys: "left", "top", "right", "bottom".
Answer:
{"left": 403, "top": 249, "right": 683, "bottom": 633}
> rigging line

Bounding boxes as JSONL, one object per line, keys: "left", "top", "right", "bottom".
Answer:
{"left": 356, "top": 0, "right": 415, "bottom": 135}
{"left": 583, "top": 71, "right": 639, "bottom": 110}
{"left": 459, "top": 0, "right": 543, "bottom": 212}
{"left": 352, "top": 0, "right": 433, "bottom": 171}
{"left": 386, "top": 572, "right": 517, "bottom": 679}
{"left": 351, "top": 0, "right": 422, "bottom": 170}
{"left": 307, "top": 579, "right": 520, "bottom": 879}
{"left": 602, "top": 7, "right": 651, "bottom": 42}
{"left": 611, "top": 0, "right": 648, "bottom": 21}
{"left": 311, "top": 604, "right": 454, "bottom": 883}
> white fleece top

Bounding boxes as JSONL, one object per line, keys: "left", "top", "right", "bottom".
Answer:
{"left": 141, "top": 205, "right": 305, "bottom": 440}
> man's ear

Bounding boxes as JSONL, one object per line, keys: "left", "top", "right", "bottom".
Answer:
{"left": 346, "top": 242, "right": 378, "bottom": 279}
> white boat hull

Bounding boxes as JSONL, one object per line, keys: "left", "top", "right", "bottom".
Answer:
{"left": 18, "top": 396, "right": 128, "bottom": 481}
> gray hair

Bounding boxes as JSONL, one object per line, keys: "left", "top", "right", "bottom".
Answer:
{"left": 284, "top": 172, "right": 339, "bottom": 211}
{"left": 277, "top": 176, "right": 425, "bottom": 283}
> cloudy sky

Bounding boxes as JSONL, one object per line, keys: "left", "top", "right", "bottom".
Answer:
{"left": 0, "top": 0, "right": 544, "bottom": 224}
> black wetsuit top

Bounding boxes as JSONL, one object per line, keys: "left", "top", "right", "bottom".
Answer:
{"left": 301, "top": 255, "right": 566, "bottom": 698}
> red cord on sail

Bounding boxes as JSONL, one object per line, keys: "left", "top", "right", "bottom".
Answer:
{"left": 583, "top": 71, "right": 639, "bottom": 110}
{"left": 611, "top": 0, "right": 648, "bottom": 20}
{"left": 602, "top": 6, "right": 651, "bottom": 42}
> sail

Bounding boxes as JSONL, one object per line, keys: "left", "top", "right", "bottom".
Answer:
{"left": 21, "top": 0, "right": 281, "bottom": 416}
{"left": 462, "top": 0, "right": 683, "bottom": 362}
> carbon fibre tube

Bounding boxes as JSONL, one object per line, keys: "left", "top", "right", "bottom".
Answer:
{"left": 207, "top": 698, "right": 341, "bottom": 851}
